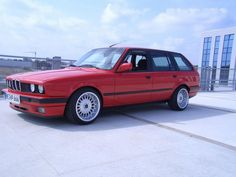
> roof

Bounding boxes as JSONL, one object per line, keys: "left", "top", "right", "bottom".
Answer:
{"left": 100, "top": 46, "right": 182, "bottom": 55}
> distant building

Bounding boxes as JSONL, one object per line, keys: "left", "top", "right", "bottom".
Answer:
{"left": 199, "top": 27, "right": 236, "bottom": 89}
{"left": 0, "top": 58, "right": 33, "bottom": 69}
{"left": 0, "top": 54, "right": 76, "bottom": 82}
{"left": 51, "top": 56, "right": 62, "bottom": 69}
{"left": 32, "top": 59, "right": 52, "bottom": 70}
{"left": 200, "top": 27, "right": 236, "bottom": 69}
{"left": 0, "top": 55, "right": 65, "bottom": 70}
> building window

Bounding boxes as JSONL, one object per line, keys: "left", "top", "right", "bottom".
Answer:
{"left": 211, "top": 36, "right": 220, "bottom": 85}
{"left": 202, "top": 37, "right": 212, "bottom": 67}
{"left": 212, "top": 36, "right": 220, "bottom": 67}
{"left": 221, "top": 34, "right": 234, "bottom": 67}
{"left": 201, "top": 37, "right": 212, "bottom": 91}
{"left": 220, "top": 34, "right": 234, "bottom": 84}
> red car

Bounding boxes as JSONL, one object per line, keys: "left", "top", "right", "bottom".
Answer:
{"left": 2, "top": 47, "right": 199, "bottom": 124}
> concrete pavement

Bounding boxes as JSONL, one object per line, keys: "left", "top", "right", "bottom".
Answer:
{"left": 0, "top": 92, "right": 236, "bottom": 177}
{"left": 190, "top": 91, "right": 236, "bottom": 112}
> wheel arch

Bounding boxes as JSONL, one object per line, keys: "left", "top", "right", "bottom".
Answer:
{"left": 64, "top": 86, "right": 103, "bottom": 114}
{"left": 174, "top": 84, "right": 190, "bottom": 93}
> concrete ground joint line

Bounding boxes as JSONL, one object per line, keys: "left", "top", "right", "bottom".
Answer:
{"left": 26, "top": 143, "right": 61, "bottom": 176}
{"left": 116, "top": 111, "right": 236, "bottom": 153}
{"left": 190, "top": 103, "right": 236, "bottom": 113}
{"left": 195, "top": 95, "right": 236, "bottom": 101}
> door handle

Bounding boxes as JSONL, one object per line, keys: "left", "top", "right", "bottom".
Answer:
{"left": 145, "top": 76, "right": 151, "bottom": 79}
{"left": 172, "top": 75, "right": 177, "bottom": 78}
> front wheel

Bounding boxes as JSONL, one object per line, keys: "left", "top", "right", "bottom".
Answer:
{"left": 168, "top": 87, "right": 189, "bottom": 111}
{"left": 65, "top": 88, "right": 102, "bottom": 124}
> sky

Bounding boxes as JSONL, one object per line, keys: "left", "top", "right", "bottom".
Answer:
{"left": 0, "top": 0, "right": 236, "bottom": 64}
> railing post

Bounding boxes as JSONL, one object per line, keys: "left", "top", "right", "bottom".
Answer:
{"left": 206, "top": 67, "right": 211, "bottom": 91}
{"left": 200, "top": 67, "right": 213, "bottom": 91}
{"left": 233, "top": 68, "right": 236, "bottom": 91}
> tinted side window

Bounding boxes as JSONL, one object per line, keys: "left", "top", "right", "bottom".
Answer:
{"left": 134, "top": 55, "right": 147, "bottom": 70}
{"left": 151, "top": 52, "right": 172, "bottom": 71}
{"left": 173, "top": 54, "right": 193, "bottom": 71}
{"left": 123, "top": 53, "right": 148, "bottom": 71}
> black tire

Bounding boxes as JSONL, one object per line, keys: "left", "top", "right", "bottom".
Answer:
{"left": 65, "top": 88, "right": 102, "bottom": 124}
{"left": 168, "top": 86, "right": 189, "bottom": 111}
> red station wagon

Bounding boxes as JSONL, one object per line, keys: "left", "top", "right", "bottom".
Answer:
{"left": 2, "top": 47, "right": 199, "bottom": 124}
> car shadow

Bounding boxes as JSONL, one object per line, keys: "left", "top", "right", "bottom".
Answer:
{"left": 115, "top": 103, "right": 230, "bottom": 124}
{"left": 16, "top": 102, "right": 231, "bottom": 132}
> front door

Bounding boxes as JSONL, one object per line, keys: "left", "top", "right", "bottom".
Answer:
{"left": 114, "top": 50, "right": 153, "bottom": 105}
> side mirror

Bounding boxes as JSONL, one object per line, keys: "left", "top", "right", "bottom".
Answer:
{"left": 117, "top": 63, "right": 133, "bottom": 73}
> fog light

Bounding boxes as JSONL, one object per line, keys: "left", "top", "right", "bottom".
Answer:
{"left": 37, "top": 107, "right": 45, "bottom": 113}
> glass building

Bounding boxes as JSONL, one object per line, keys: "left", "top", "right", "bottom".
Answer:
{"left": 200, "top": 27, "right": 236, "bottom": 88}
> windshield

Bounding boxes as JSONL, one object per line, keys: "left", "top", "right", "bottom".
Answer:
{"left": 73, "top": 48, "right": 125, "bottom": 70}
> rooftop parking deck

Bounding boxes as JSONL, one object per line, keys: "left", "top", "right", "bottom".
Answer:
{"left": 0, "top": 92, "right": 236, "bottom": 177}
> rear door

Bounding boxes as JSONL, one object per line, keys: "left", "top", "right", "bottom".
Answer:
{"left": 150, "top": 51, "right": 178, "bottom": 101}
{"left": 114, "top": 50, "right": 153, "bottom": 105}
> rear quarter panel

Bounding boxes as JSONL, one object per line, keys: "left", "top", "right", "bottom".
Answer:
{"left": 173, "top": 70, "right": 200, "bottom": 97}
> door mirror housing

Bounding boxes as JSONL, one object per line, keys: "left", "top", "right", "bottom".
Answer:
{"left": 117, "top": 63, "right": 133, "bottom": 73}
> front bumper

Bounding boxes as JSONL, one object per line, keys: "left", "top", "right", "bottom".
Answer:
{"left": 2, "top": 89, "right": 68, "bottom": 118}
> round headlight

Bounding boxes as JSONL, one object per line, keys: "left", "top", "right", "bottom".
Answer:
{"left": 38, "top": 85, "right": 44, "bottom": 94}
{"left": 30, "top": 84, "right": 35, "bottom": 92}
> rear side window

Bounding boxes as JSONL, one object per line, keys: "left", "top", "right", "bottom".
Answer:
{"left": 172, "top": 54, "right": 193, "bottom": 71}
{"left": 151, "top": 52, "right": 173, "bottom": 71}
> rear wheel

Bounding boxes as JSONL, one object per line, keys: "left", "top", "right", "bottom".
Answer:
{"left": 168, "top": 86, "right": 189, "bottom": 111}
{"left": 65, "top": 88, "right": 101, "bottom": 124}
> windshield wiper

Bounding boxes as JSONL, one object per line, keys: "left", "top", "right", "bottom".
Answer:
{"left": 78, "top": 64, "right": 100, "bottom": 69}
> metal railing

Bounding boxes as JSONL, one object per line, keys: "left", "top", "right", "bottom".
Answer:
{"left": 198, "top": 67, "right": 236, "bottom": 91}
{"left": 1, "top": 60, "right": 236, "bottom": 92}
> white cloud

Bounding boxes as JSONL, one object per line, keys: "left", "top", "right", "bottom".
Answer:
{"left": 0, "top": 0, "right": 233, "bottom": 64}
{"left": 101, "top": 3, "right": 119, "bottom": 23}
{"left": 101, "top": 2, "right": 148, "bottom": 24}
{"left": 0, "top": 0, "right": 89, "bottom": 58}
{"left": 20, "top": 0, "right": 53, "bottom": 14}
{"left": 0, "top": 0, "right": 87, "bottom": 31}
{"left": 0, "top": 0, "right": 7, "bottom": 12}
{"left": 149, "top": 37, "right": 185, "bottom": 51}
{"left": 136, "top": 7, "right": 229, "bottom": 64}
{"left": 140, "top": 8, "right": 228, "bottom": 34}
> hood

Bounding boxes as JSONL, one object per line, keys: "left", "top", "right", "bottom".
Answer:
{"left": 7, "top": 67, "right": 100, "bottom": 83}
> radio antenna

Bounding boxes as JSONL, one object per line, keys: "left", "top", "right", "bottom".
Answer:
{"left": 109, "top": 40, "right": 127, "bottom": 48}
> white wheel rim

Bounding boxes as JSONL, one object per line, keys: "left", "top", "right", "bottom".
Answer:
{"left": 177, "top": 88, "right": 189, "bottom": 109}
{"left": 75, "top": 92, "right": 100, "bottom": 122}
